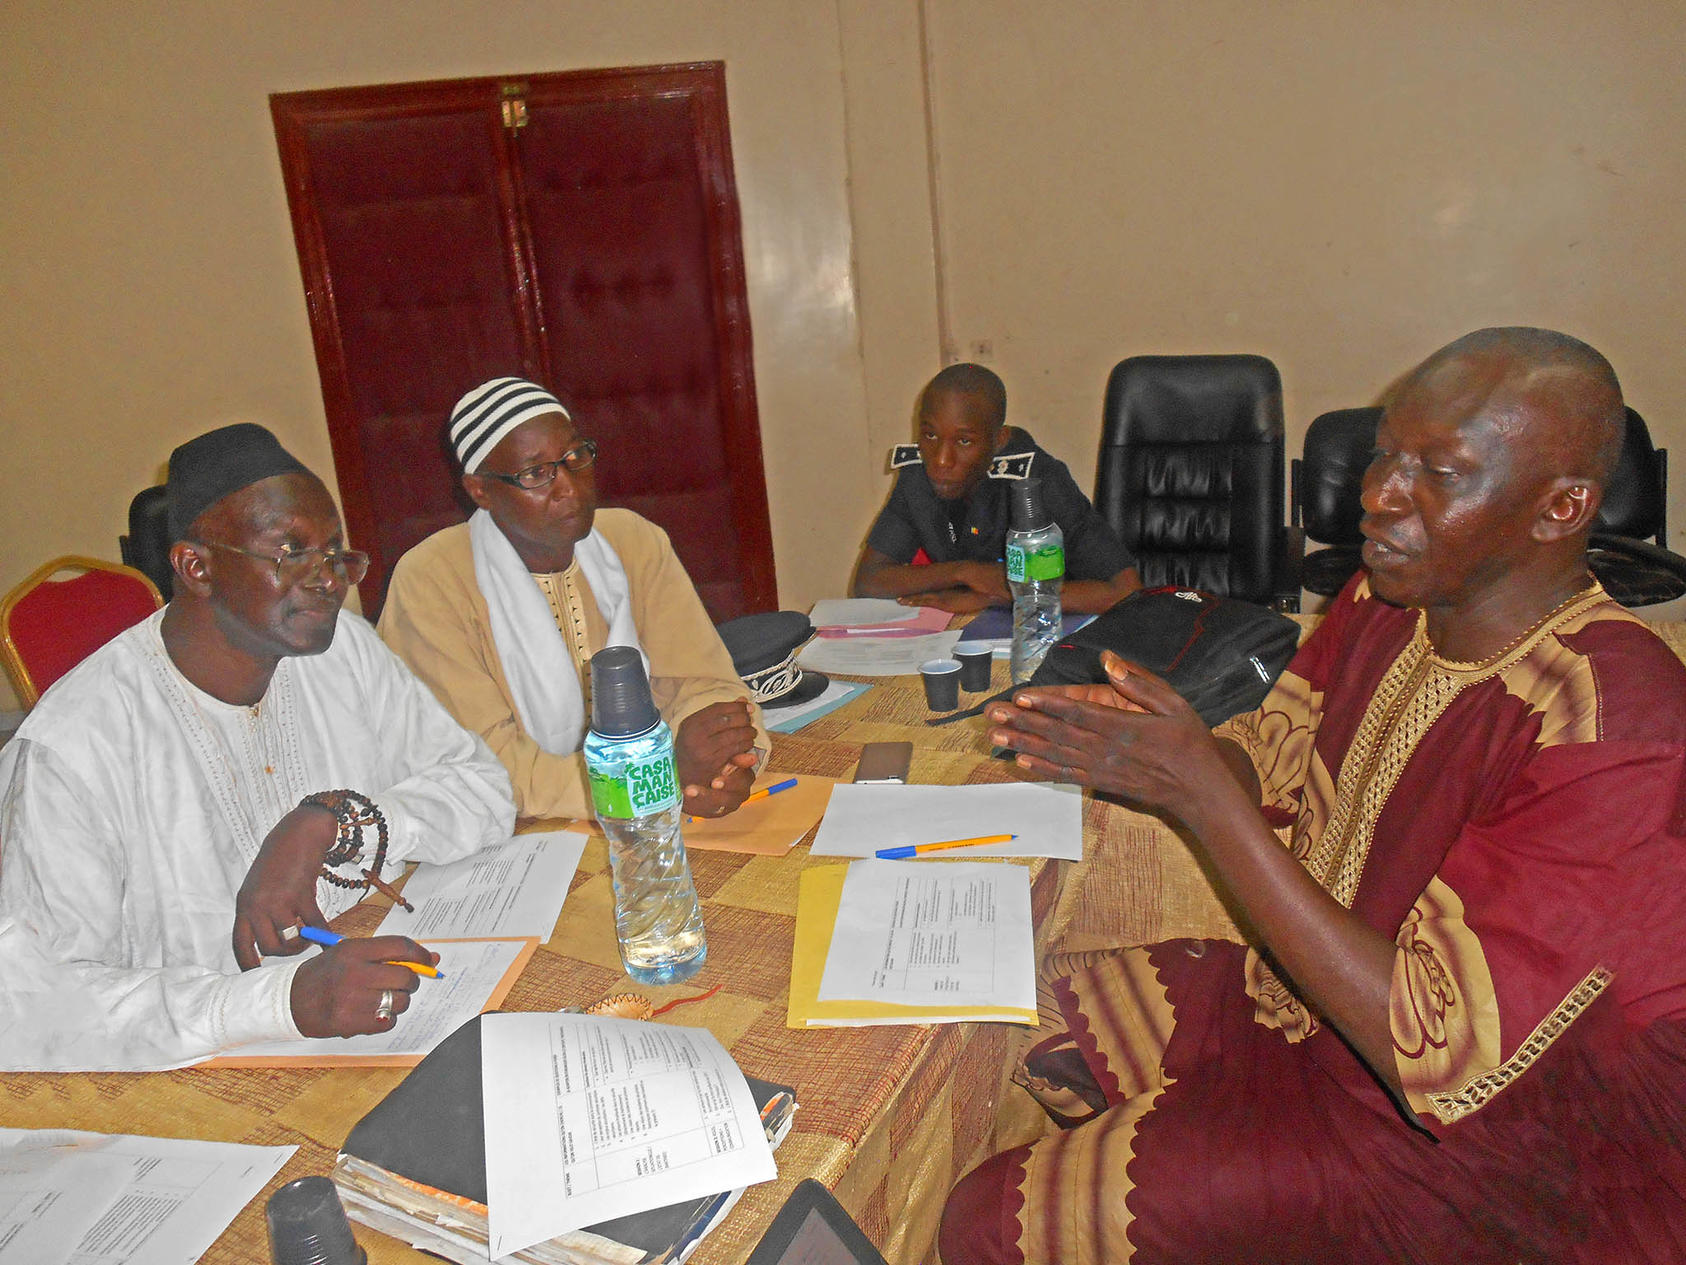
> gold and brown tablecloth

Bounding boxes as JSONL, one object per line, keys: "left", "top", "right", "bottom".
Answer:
{"left": 0, "top": 666, "right": 1233, "bottom": 1265}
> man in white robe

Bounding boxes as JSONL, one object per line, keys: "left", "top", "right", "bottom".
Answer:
{"left": 0, "top": 424, "right": 515, "bottom": 1071}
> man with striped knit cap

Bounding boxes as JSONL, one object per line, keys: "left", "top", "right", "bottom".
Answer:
{"left": 380, "top": 377, "right": 766, "bottom": 822}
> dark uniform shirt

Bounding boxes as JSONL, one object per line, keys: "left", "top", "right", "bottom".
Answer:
{"left": 864, "top": 428, "right": 1134, "bottom": 580}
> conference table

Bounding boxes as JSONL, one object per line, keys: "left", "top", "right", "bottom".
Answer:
{"left": 0, "top": 664, "right": 1238, "bottom": 1265}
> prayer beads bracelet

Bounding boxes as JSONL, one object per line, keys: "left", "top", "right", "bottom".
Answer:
{"left": 299, "top": 789, "right": 389, "bottom": 892}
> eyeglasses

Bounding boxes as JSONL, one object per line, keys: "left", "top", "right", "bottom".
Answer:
{"left": 479, "top": 439, "right": 599, "bottom": 489}
{"left": 197, "top": 541, "right": 370, "bottom": 586}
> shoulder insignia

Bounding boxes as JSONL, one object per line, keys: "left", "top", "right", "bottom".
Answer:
{"left": 988, "top": 451, "right": 1036, "bottom": 480}
{"left": 889, "top": 444, "right": 923, "bottom": 469}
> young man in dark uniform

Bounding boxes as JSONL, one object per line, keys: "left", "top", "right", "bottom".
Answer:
{"left": 851, "top": 363, "right": 1141, "bottom": 614}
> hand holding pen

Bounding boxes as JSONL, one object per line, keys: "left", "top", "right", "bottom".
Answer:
{"left": 296, "top": 924, "right": 444, "bottom": 977}
{"left": 685, "top": 775, "right": 799, "bottom": 823}
{"left": 285, "top": 929, "right": 440, "bottom": 1038}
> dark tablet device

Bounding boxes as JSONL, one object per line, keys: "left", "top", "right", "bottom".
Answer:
{"left": 745, "top": 1179, "right": 889, "bottom": 1265}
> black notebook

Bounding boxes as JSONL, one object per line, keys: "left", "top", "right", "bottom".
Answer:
{"left": 338, "top": 1013, "right": 796, "bottom": 1263}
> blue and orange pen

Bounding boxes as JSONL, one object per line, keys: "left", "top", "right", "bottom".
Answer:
{"left": 874, "top": 833, "right": 1017, "bottom": 860}
{"left": 685, "top": 775, "right": 799, "bottom": 822}
{"left": 296, "top": 925, "right": 444, "bottom": 978}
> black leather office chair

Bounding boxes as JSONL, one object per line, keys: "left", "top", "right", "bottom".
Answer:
{"left": 1094, "top": 354, "right": 1300, "bottom": 610}
{"left": 1292, "top": 407, "right": 1382, "bottom": 598}
{"left": 1290, "top": 405, "right": 1686, "bottom": 608}
{"left": 119, "top": 484, "right": 173, "bottom": 599}
{"left": 1587, "top": 408, "right": 1686, "bottom": 607}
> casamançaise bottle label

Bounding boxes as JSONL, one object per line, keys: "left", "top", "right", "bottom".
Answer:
{"left": 588, "top": 750, "right": 680, "bottom": 819}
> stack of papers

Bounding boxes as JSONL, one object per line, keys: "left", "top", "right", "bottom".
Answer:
{"left": 810, "top": 604, "right": 952, "bottom": 638}
{"left": 787, "top": 861, "right": 1037, "bottom": 1028}
{"left": 797, "top": 630, "right": 962, "bottom": 677}
{"left": 798, "top": 598, "right": 962, "bottom": 676}
{"left": 483, "top": 1015, "right": 780, "bottom": 1258}
{"left": 333, "top": 1015, "right": 797, "bottom": 1265}
{"left": 807, "top": 598, "right": 922, "bottom": 628}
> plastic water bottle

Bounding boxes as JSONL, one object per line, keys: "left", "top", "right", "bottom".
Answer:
{"left": 582, "top": 646, "right": 707, "bottom": 985}
{"left": 1006, "top": 478, "right": 1065, "bottom": 683}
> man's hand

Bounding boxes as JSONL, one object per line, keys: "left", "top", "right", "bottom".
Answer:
{"left": 953, "top": 561, "right": 1011, "bottom": 601}
{"left": 288, "top": 936, "right": 435, "bottom": 1037}
{"left": 986, "top": 651, "right": 1228, "bottom": 820}
{"left": 233, "top": 804, "right": 339, "bottom": 970}
{"left": 676, "top": 700, "right": 759, "bottom": 817}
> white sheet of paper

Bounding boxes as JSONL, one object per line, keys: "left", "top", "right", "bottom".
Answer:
{"left": 816, "top": 860, "right": 1035, "bottom": 1011}
{"left": 374, "top": 830, "right": 584, "bottom": 941}
{"left": 796, "top": 630, "right": 961, "bottom": 676}
{"left": 764, "top": 679, "right": 871, "bottom": 734}
{"left": 221, "top": 939, "right": 528, "bottom": 1061}
{"left": 0, "top": 1129, "right": 293, "bottom": 1265}
{"left": 809, "top": 781, "right": 1084, "bottom": 860}
{"left": 481, "top": 1014, "right": 777, "bottom": 1259}
{"left": 807, "top": 598, "right": 920, "bottom": 627}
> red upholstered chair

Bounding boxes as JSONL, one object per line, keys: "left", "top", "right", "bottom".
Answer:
{"left": 1, "top": 556, "right": 163, "bottom": 706}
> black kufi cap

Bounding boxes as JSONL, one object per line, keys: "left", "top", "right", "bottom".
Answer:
{"left": 166, "top": 423, "right": 311, "bottom": 543}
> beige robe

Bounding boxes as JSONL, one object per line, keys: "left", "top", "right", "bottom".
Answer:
{"left": 379, "top": 509, "right": 765, "bottom": 820}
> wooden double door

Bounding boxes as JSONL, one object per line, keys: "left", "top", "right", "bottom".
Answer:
{"left": 271, "top": 62, "right": 775, "bottom": 620}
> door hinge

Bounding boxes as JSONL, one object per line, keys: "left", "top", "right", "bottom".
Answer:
{"left": 500, "top": 84, "right": 528, "bottom": 131}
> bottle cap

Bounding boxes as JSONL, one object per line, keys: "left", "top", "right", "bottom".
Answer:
{"left": 590, "top": 646, "right": 661, "bottom": 737}
{"left": 1009, "top": 478, "right": 1050, "bottom": 531}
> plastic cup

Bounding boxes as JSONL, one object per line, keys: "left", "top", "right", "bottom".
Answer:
{"left": 920, "top": 658, "right": 962, "bottom": 711}
{"left": 953, "top": 642, "right": 994, "bottom": 692}
{"left": 265, "top": 1177, "right": 367, "bottom": 1265}
{"left": 590, "top": 645, "right": 659, "bottom": 736}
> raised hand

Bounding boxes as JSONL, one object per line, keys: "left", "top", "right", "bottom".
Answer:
{"left": 233, "top": 803, "right": 339, "bottom": 970}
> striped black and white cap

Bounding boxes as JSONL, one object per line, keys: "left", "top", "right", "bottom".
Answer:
{"left": 448, "top": 376, "right": 572, "bottom": 474}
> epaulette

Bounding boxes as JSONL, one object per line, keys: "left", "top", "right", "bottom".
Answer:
{"left": 889, "top": 444, "right": 923, "bottom": 469}
{"left": 987, "top": 451, "right": 1036, "bottom": 480}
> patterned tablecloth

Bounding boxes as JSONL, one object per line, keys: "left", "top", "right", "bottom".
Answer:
{"left": 0, "top": 665, "right": 1237, "bottom": 1265}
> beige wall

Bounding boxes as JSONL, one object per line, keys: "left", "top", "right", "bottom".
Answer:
{"left": 919, "top": 0, "right": 1686, "bottom": 478}
{"left": 6, "top": 0, "right": 1686, "bottom": 711}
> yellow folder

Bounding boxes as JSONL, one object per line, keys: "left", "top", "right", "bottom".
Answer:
{"left": 786, "top": 864, "right": 1038, "bottom": 1029}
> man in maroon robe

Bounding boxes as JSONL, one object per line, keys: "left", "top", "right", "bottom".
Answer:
{"left": 942, "top": 328, "right": 1686, "bottom": 1263}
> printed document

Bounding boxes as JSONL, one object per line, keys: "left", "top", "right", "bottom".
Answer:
{"left": 817, "top": 860, "right": 1035, "bottom": 1013}
{"left": 209, "top": 938, "right": 534, "bottom": 1066}
{"left": 375, "top": 829, "right": 584, "bottom": 941}
{"left": 0, "top": 1128, "right": 292, "bottom": 1265}
{"left": 809, "top": 781, "right": 1084, "bottom": 860}
{"left": 481, "top": 1014, "right": 777, "bottom": 1258}
{"left": 796, "top": 630, "right": 961, "bottom": 676}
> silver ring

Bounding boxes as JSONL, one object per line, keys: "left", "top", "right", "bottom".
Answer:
{"left": 280, "top": 924, "right": 301, "bottom": 942}
{"left": 375, "top": 989, "right": 394, "bottom": 1022}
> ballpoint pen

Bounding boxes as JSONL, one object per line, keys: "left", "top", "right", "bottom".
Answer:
{"left": 686, "top": 776, "right": 799, "bottom": 822}
{"left": 295, "top": 925, "right": 444, "bottom": 978}
{"left": 874, "top": 833, "right": 1016, "bottom": 859}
